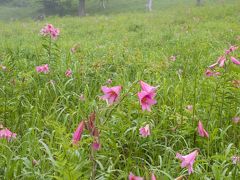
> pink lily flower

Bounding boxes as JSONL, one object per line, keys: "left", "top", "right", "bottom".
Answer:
{"left": 40, "top": 24, "right": 60, "bottom": 40}
{"left": 198, "top": 121, "right": 209, "bottom": 138}
{"left": 138, "top": 90, "right": 157, "bottom": 111}
{"left": 0, "top": 128, "right": 16, "bottom": 141}
{"left": 217, "top": 56, "right": 227, "bottom": 67}
{"left": 65, "top": 69, "right": 72, "bottom": 77}
{"left": 139, "top": 124, "right": 150, "bottom": 137}
{"left": 225, "top": 45, "right": 238, "bottom": 55}
{"left": 128, "top": 172, "right": 144, "bottom": 180}
{"left": 36, "top": 64, "right": 49, "bottom": 74}
{"left": 140, "top": 81, "right": 157, "bottom": 93}
{"left": 92, "top": 139, "right": 101, "bottom": 151}
{"left": 230, "top": 57, "right": 240, "bottom": 65}
{"left": 232, "top": 117, "right": 240, "bottom": 124}
{"left": 72, "top": 121, "right": 85, "bottom": 144}
{"left": 209, "top": 56, "right": 226, "bottom": 69}
{"left": 205, "top": 69, "right": 220, "bottom": 77}
{"left": 151, "top": 173, "right": 157, "bottom": 180}
{"left": 176, "top": 150, "right": 199, "bottom": 174}
{"left": 101, "top": 86, "right": 122, "bottom": 105}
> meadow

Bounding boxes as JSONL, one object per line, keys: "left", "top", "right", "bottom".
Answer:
{"left": 0, "top": 0, "right": 240, "bottom": 179}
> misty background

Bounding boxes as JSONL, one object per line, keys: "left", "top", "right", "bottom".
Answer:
{"left": 0, "top": 0, "right": 231, "bottom": 21}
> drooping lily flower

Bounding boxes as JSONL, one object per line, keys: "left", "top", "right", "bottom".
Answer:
{"left": 128, "top": 172, "right": 144, "bottom": 180}
{"left": 139, "top": 124, "right": 150, "bottom": 137}
{"left": 72, "top": 121, "right": 85, "bottom": 144}
{"left": 101, "top": 86, "right": 122, "bottom": 105}
{"left": 0, "top": 128, "right": 16, "bottom": 141}
{"left": 209, "top": 56, "right": 226, "bottom": 69}
{"left": 205, "top": 69, "right": 220, "bottom": 77}
{"left": 225, "top": 45, "right": 238, "bottom": 55}
{"left": 198, "top": 121, "right": 209, "bottom": 138}
{"left": 230, "top": 57, "right": 240, "bottom": 65}
{"left": 176, "top": 150, "right": 199, "bottom": 174}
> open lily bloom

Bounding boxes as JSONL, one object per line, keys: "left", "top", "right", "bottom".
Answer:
{"left": 128, "top": 172, "right": 144, "bottom": 180}
{"left": 138, "top": 90, "right": 157, "bottom": 111}
{"left": 101, "top": 86, "right": 122, "bottom": 105}
{"left": 176, "top": 150, "right": 199, "bottom": 174}
{"left": 36, "top": 64, "right": 49, "bottom": 74}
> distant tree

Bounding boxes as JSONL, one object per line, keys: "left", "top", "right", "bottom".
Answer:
{"left": 146, "top": 0, "right": 152, "bottom": 11}
{"left": 78, "top": 0, "right": 85, "bottom": 16}
{"left": 196, "top": 0, "right": 202, "bottom": 6}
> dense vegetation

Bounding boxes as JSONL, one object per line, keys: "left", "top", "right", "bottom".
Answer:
{"left": 0, "top": 0, "right": 240, "bottom": 179}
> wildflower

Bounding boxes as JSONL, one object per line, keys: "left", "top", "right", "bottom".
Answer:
{"left": 209, "top": 56, "right": 226, "bottom": 69}
{"left": 232, "top": 156, "right": 240, "bottom": 164}
{"left": 101, "top": 86, "right": 122, "bottom": 105}
{"left": 72, "top": 121, "right": 85, "bottom": 144}
{"left": 138, "top": 90, "right": 157, "bottom": 111}
{"left": 36, "top": 64, "right": 49, "bottom": 74}
{"left": 205, "top": 69, "right": 220, "bottom": 77}
{"left": 151, "top": 173, "right": 156, "bottom": 180}
{"left": 128, "top": 172, "right": 144, "bottom": 180}
{"left": 0, "top": 128, "right": 16, "bottom": 141}
{"left": 176, "top": 150, "right": 199, "bottom": 174}
{"left": 169, "top": 55, "right": 176, "bottom": 61}
{"left": 186, "top": 105, "right": 193, "bottom": 111}
{"left": 65, "top": 69, "right": 72, "bottom": 77}
{"left": 232, "top": 117, "right": 240, "bottom": 124}
{"left": 225, "top": 45, "right": 238, "bottom": 55}
{"left": 40, "top": 24, "right": 60, "bottom": 40}
{"left": 140, "top": 81, "right": 157, "bottom": 93}
{"left": 92, "top": 139, "right": 101, "bottom": 151}
{"left": 230, "top": 57, "right": 240, "bottom": 65}
{"left": 139, "top": 124, "right": 150, "bottom": 137}
{"left": 86, "top": 113, "right": 101, "bottom": 150}
{"left": 198, "top": 121, "right": 209, "bottom": 138}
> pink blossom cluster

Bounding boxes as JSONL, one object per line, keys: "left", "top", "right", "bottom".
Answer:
{"left": 36, "top": 64, "right": 49, "bottom": 74}
{"left": 206, "top": 45, "right": 240, "bottom": 77}
{"left": 0, "top": 128, "right": 16, "bottom": 141}
{"left": 40, "top": 24, "right": 60, "bottom": 40}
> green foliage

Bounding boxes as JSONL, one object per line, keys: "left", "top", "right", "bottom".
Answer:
{"left": 0, "top": 0, "right": 240, "bottom": 179}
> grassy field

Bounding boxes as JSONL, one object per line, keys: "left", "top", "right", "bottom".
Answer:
{"left": 0, "top": 0, "right": 240, "bottom": 179}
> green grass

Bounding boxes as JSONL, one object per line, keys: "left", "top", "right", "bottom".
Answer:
{"left": 0, "top": 0, "right": 240, "bottom": 179}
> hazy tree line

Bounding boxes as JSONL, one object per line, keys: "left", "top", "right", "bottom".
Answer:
{"left": 0, "top": 0, "right": 203, "bottom": 17}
